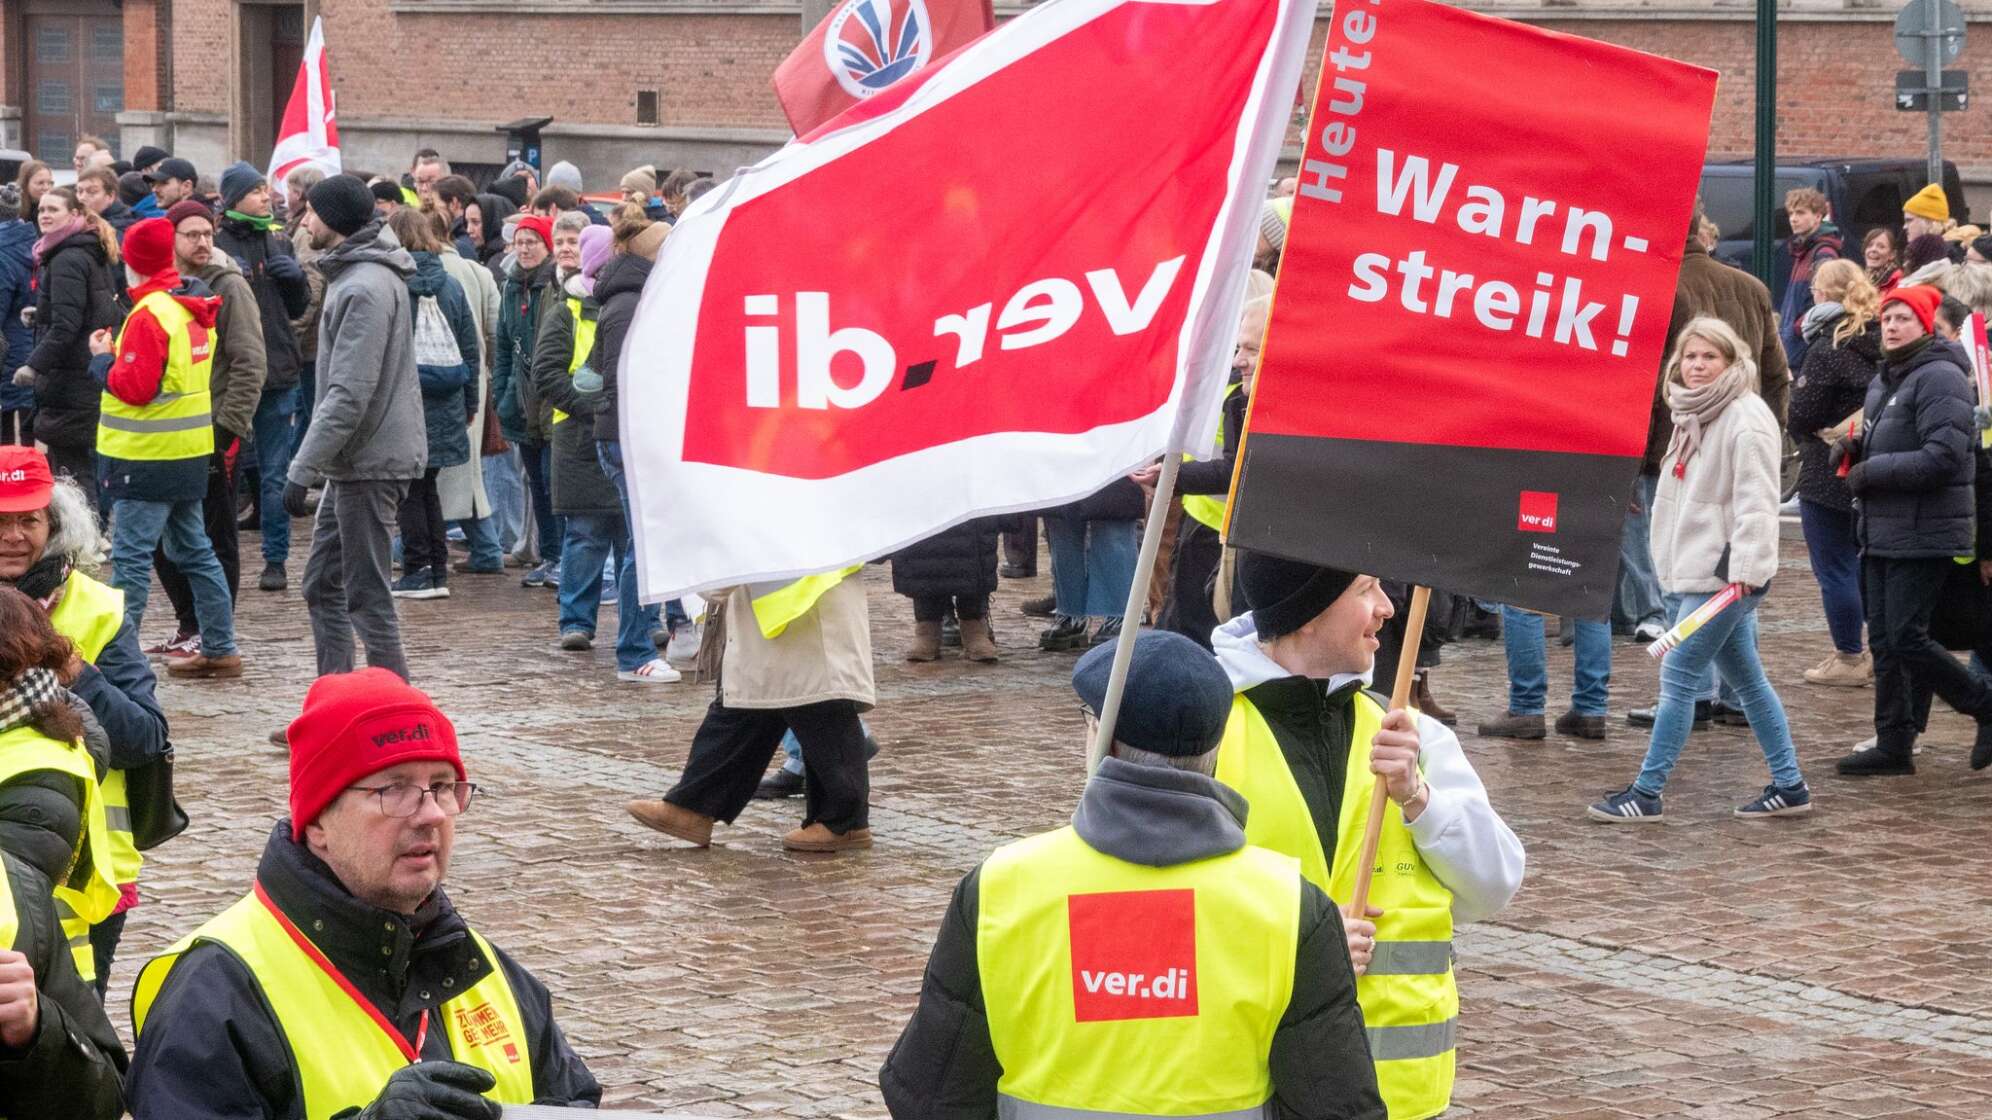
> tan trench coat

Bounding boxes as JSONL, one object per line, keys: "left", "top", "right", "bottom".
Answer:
{"left": 719, "top": 576, "right": 876, "bottom": 710}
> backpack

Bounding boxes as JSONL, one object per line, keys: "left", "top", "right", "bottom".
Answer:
{"left": 413, "top": 293, "right": 465, "bottom": 370}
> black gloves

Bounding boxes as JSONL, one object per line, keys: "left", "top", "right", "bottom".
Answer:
{"left": 350, "top": 1061, "right": 501, "bottom": 1120}
{"left": 1845, "top": 461, "right": 1870, "bottom": 496}
{"left": 1827, "top": 434, "right": 1857, "bottom": 474}
{"left": 282, "top": 481, "right": 313, "bottom": 518}
{"left": 265, "top": 251, "right": 305, "bottom": 285}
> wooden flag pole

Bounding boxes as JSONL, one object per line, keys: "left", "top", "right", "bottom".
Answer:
{"left": 1346, "top": 584, "right": 1430, "bottom": 917}
{"left": 1086, "top": 450, "right": 1184, "bottom": 775}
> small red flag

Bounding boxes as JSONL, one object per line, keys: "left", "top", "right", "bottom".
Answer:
{"left": 772, "top": 0, "right": 994, "bottom": 138}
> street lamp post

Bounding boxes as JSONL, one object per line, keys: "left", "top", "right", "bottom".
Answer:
{"left": 1751, "top": 0, "right": 1777, "bottom": 287}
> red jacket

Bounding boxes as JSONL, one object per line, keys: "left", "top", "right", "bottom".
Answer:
{"left": 104, "top": 271, "right": 221, "bottom": 407}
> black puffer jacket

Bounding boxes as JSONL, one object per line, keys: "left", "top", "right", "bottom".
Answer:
{"left": 1852, "top": 336, "right": 1977, "bottom": 558}
{"left": 24, "top": 229, "right": 123, "bottom": 450}
{"left": 1788, "top": 316, "right": 1882, "bottom": 512}
{"left": 588, "top": 253, "right": 651, "bottom": 443}
{"left": 214, "top": 215, "right": 310, "bottom": 390}
{"left": 0, "top": 850, "right": 126, "bottom": 1117}
{"left": 891, "top": 517, "right": 1001, "bottom": 601}
{"left": 530, "top": 284, "right": 620, "bottom": 517}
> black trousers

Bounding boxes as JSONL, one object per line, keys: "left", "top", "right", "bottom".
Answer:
{"left": 45, "top": 442, "right": 97, "bottom": 513}
{"left": 1159, "top": 518, "right": 1224, "bottom": 650}
{"left": 88, "top": 909, "right": 127, "bottom": 998}
{"left": 1003, "top": 517, "right": 1037, "bottom": 574}
{"left": 913, "top": 594, "right": 987, "bottom": 621}
{"left": 0, "top": 409, "right": 30, "bottom": 445}
{"left": 158, "top": 450, "right": 239, "bottom": 634}
{"left": 396, "top": 468, "right": 448, "bottom": 577}
{"left": 1867, "top": 555, "right": 1992, "bottom": 755}
{"left": 667, "top": 698, "right": 869, "bottom": 833}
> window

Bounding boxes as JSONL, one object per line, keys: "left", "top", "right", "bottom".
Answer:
{"left": 38, "top": 80, "right": 71, "bottom": 115}
{"left": 95, "top": 83, "right": 123, "bottom": 114}
{"left": 276, "top": 7, "right": 305, "bottom": 39}
{"left": 637, "top": 89, "right": 660, "bottom": 126}
{"left": 36, "top": 27, "right": 71, "bottom": 63}
{"left": 93, "top": 24, "right": 122, "bottom": 62}
{"left": 39, "top": 134, "right": 71, "bottom": 164}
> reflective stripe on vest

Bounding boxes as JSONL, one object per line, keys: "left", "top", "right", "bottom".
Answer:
{"left": 47, "top": 570, "right": 143, "bottom": 886}
{"left": 0, "top": 724, "right": 119, "bottom": 983}
{"left": 1000, "top": 1102, "right": 1273, "bottom": 1120}
{"left": 1215, "top": 692, "right": 1459, "bottom": 1120}
{"left": 133, "top": 889, "right": 536, "bottom": 1119}
{"left": 1181, "top": 382, "right": 1241, "bottom": 532}
{"left": 978, "top": 826, "right": 1298, "bottom": 1119}
{"left": 746, "top": 565, "right": 862, "bottom": 640}
{"left": 550, "top": 296, "right": 598, "bottom": 426}
{"left": 97, "top": 289, "right": 216, "bottom": 461}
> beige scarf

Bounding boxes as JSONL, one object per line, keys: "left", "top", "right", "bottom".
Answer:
{"left": 1665, "top": 361, "right": 1753, "bottom": 478}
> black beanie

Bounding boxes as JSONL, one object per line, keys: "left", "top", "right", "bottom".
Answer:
{"left": 307, "top": 175, "right": 376, "bottom": 238}
{"left": 1240, "top": 551, "right": 1358, "bottom": 640}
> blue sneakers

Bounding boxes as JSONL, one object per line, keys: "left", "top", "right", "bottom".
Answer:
{"left": 1587, "top": 786, "right": 1663, "bottom": 823}
{"left": 1734, "top": 783, "right": 1813, "bottom": 819}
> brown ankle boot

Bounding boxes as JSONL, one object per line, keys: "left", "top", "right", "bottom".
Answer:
{"left": 907, "top": 619, "right": 943, "bottom": 661}
{"left": 1413, "top": 669, "right": 1457, "bottom": 726}
{"left": 961, "top": 616, "right": 999, "bottom": 663}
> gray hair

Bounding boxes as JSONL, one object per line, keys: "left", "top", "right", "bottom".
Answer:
{"left": 286, "top": 166, "right": 326, "bottom": 194}
{"left": 42, "top": 476, "right": 104, "bottom": 572}
{"left": 1943, "top": 261, "right": 1992, "bottom": 318}
{"left": 1112, "top": 742, "right": 1220, "bottom": 777}
{"left": 552, "top": 210, "right": 591, "bottom": 237}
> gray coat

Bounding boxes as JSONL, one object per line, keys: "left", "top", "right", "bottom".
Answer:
{"left": 288, "top": 220, "right": 428, "bottom": 486}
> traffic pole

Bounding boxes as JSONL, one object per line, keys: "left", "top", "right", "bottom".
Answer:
{"left": 1926, "top": 0, "right": 1944, "bottom": 183}
{"left": 1751, "top": 0, "right": 1777, "bottom": 287}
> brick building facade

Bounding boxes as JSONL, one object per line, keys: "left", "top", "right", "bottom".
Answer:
{"left": 3, "top": 0, "right": 1990, "bottom": 198}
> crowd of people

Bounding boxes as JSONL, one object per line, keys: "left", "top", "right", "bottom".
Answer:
{"left": 0, "top": 137, "right": 1985, "bottom": 1120}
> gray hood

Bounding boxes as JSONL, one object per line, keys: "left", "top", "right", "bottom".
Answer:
{"left": 318, "top": 218, "right": 415, "bottom": 281}
{"left": 1072, "top": 756, "right": 1248, "bottom": 867}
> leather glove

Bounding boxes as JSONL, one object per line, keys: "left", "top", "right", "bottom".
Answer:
{"left": 1827, "top": 434, "right": 1857, "bottom": 474}
{"left": 1845, "top": 461, "right": 1870, "bottom": 496}
{"left": 265, "top": 251, "right": 305, "bottom": 285}
{"left": 282, "top": 481, "right": 313, "bottom": 519}
{"left": 346, "top": 1061, "right": 501, "bottom": 1120}
{"left": 10, "top": 366, "right": 32, "bottom": 388}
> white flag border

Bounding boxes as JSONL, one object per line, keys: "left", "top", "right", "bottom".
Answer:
{"left": 621, "top": 0, "right": 1316, "bottom": 602}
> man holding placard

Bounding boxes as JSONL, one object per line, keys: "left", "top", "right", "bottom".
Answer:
{"left": 1211, "top": 553, "right": 1524, "bottom": 1120}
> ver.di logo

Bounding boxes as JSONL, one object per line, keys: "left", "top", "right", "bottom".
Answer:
{"left": 822, "top": 0, "right": 934, "bottom": 99}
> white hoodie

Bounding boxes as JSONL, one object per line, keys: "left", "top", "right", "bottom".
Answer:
{"left": 1212, "top": 613, "right": 1526, "bottom": 926}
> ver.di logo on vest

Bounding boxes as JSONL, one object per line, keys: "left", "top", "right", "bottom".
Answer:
{"left": 822, "top": 0, "right": 934, "bottom": 99}
{"left": 1066, "top": 889, "right": 1198, "bottom": 1022}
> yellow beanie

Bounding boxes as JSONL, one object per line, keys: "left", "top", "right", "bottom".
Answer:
{"left": 1905, "top": 183, "right": 1950, "bottom": 222}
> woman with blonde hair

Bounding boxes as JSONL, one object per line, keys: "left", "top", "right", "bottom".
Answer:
{"left": 1591, "top": 316, "right": 1811, "bottom": 822}
{"left": 1788, "top": 258, "right": 1884, "bottom": 687}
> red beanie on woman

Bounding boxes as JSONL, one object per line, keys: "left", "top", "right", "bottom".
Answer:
{"left": 1881, "top": 284, "right": 1942, "bottom": 333}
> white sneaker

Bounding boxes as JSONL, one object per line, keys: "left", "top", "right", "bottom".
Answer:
{"left": 664, "top": 624, "right": 703, "bottom": 668}
{"left": 618, "top": 659, "right": 682, "bottom": 684}
{"left": 1633, "top": 620, "right": 1666, "bottom": 643}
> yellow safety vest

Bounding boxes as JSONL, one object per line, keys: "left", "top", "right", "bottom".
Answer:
{"left": 0, "top": 855, "right": 15, "bottom": 951}
{"left": 977, "top": 825, "right": 1300, "bottom": 1119}
{"left": 549, "top": 296, "right": 597, "bottom": 427}
{"left": 133, "top": 884, "right": 537, "bottom": 1119}
{"left": 96, "top": 288, "right": 216, "bottom": 462}
{"left": 46, "top": 569, "right": 141, "bottom": 888}
{"left": 0, "top": 724, "right": 120, "bottom": 983}
{"left": 1182, "top": 382, "right": 1242, "bottom": 532}
{"left": 1215, "top": 691, "right": 1459, "bottom": 1120}
{"left": 746, "top": 565, "right": 862, "bottom": 640}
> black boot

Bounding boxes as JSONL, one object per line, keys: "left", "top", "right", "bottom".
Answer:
{"left": 1835, "top": 745, "right": 1915, "bottom": 777}
{"left": 1627, "top": 699, "right": 1712, "bottom": 729}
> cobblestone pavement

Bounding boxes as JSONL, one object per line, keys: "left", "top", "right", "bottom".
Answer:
{"left": 102, "top": 530, "right": 1992, "bottom": 1118}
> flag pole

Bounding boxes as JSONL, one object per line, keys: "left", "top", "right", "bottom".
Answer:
{"left": 1086, "top": 448, "right": 1184, "bottom": 774}
{"left": 1347, "top": 584, "right": 1430, "bottom": 917}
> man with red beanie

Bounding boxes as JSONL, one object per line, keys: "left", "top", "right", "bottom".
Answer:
{"left": 1834, "top": 284, "right": 1992, "bottom": 775}
{"left": 87, "top": 215, "right": 243, "bottom": 679}
{"left": 126, "top": 668, "right": 602, "bottom": 1118}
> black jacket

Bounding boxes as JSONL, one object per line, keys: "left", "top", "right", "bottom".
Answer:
{"left": 1179, "top": 378, "right": 1249, "bottom": 498}
{"left": 494, "top": 257, "right": 556, "bottom": 445}
{"left": 0, "top": 851, "right": 126, "bottom": 1118}
{"left": 891, "top": 517, "right": 1001, "bottom": 601}
{"left": 530, "top": 284, "right": 620, "bottom": 516}
{"left": 214, "top": 215, "right": 310, "bottom": 390}
{"left": 1853, "top": 336, "right": 1978, "bottom": 559}
{"left": 1788, "top": 317, "right": 1882, "bottom": 513}
{"left": 25, "top": 229, "right": 124, "bottom": 450}
{"left": 125, "top": 823, "right": 603, "bottom": 1118}
{"left": 588, "top": 253, "right": 651, "bottom": 443}
{"left": 878, "top": 758, "right": 1385, "bottom": 1120}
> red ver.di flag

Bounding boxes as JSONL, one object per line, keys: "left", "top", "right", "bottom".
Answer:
{"left": 1226, "top": 0, "right": 1717, "bottom": 617}
{"left": 774, "top": 0, "right": 995, "bottom": 138}
{"left": 621, "top": 0, "right": 1318, "bottom": 600}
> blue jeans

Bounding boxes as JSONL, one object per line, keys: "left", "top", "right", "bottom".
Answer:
{"left": 111, "top": 498, "right": 237, "bottom": 656}
{"left": 596, "top": 440, "right": 687, "bottom": 632}
{"left": 252, "top": 385, "right": 300, "bottom": 565}
{"left": 519, "top": 441, "right": 562, "bottom": 565}
{"left": 1501, "top": 606, "right": 1610, "bottom": 716}
{"left": 1614, "top": 473, "right": 1666, "bottom": 631}
{"left": 294, "top": 360, "right": 315, "bottom": 447}
{"left": 1634, "top": 589, "right": 1802, "bottom": 795}
{"left": 1798, "top": 498, "right": 1864, "bottom": 654}
{"left": 1046, "top": 518, "right": 1138, "bottom": 619}
{"left": 454, "top": 513, "right": 503, "bottom": 571}
{"left": 558, "top": 511, "right": 659, "bottom": 671}
{"left": 481, "top": 448, "right": 526, "bottom": 554}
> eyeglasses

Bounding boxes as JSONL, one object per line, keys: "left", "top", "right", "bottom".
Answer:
{"left": 346, "top": 780, "right": 479, "bottom": 818}
{"left": 178, "top": 229, "right": 214, "bottom": 242}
